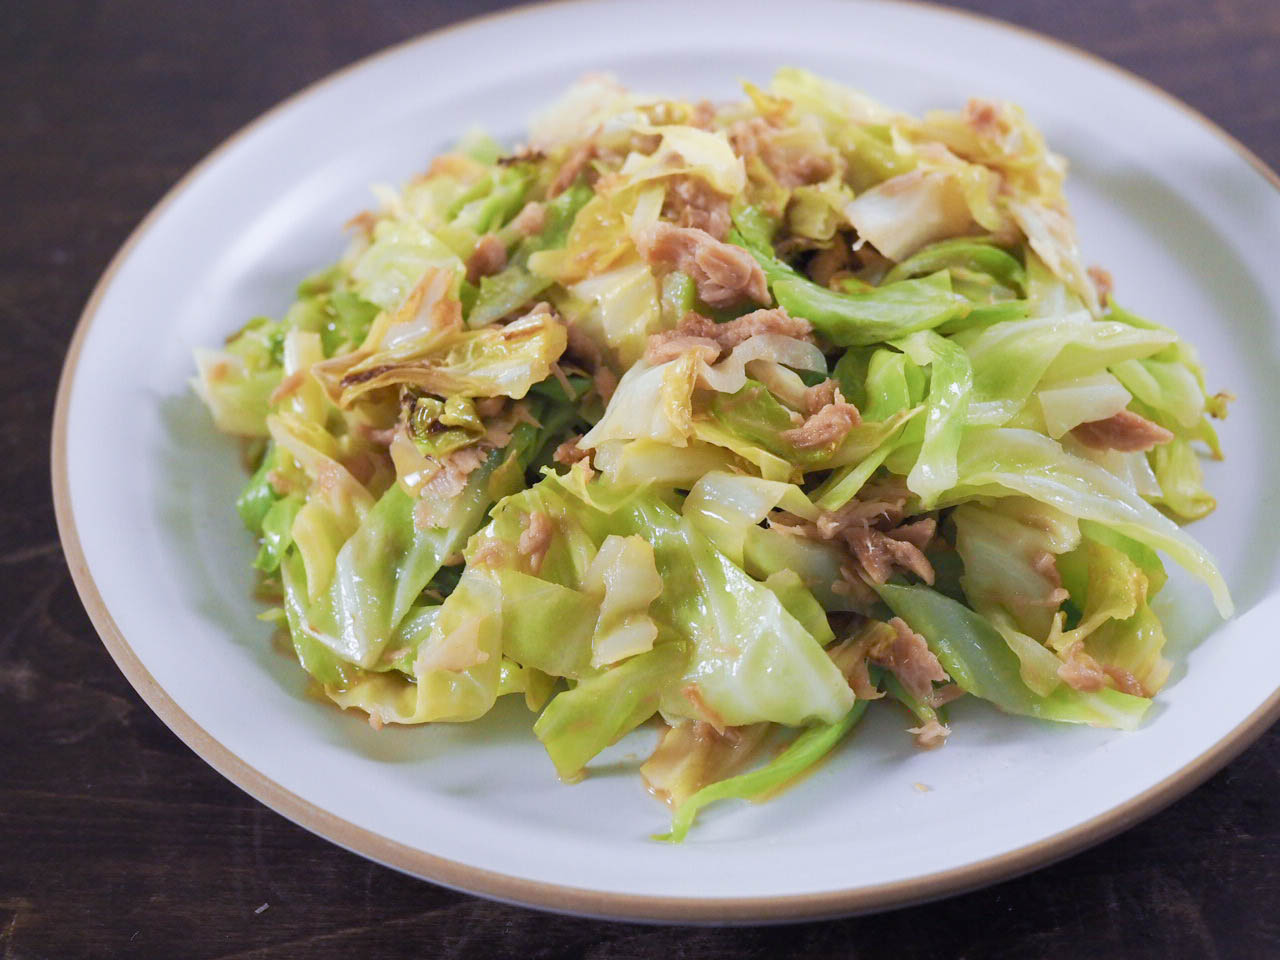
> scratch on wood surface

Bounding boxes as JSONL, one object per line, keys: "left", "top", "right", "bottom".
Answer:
{"left": 0, "top": 575, "right": 64, "bottom": 660}
{"left": 0, "top": 786, "right": 231, "bottom": 813}
{"left": 0, "top": 899, "right": 32, "bottom": 959}
{"left": 205, "top": 904, "right": 470, "bottom": 960}
{"left": 0, "top": 662, "right": 38, "bottom": 701}
{"left": 0, "top": 541, "right": 61, "bottom": 566}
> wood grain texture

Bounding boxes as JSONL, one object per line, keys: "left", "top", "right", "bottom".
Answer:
{"left": 5, "top": 0, "right": 1278, "bottom": 956}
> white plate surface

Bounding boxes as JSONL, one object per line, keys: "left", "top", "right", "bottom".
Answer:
{"left": 54, "top": 0, "right": 1280, "bottom": 922}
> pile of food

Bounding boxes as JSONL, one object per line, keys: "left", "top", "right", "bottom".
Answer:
{"left": 194, "top": 70, "right": 1231, "bottom": 840}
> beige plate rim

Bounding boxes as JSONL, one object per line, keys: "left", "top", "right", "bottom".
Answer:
{"left": 50, "top": 0, "right": 1280, "bottom": 924}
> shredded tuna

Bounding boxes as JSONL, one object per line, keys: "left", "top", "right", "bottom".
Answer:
{"left": 517, "top": 511, "right": 554, "bottom": 575}
{"left": 964, "top": 98, "right": 1003, "bottom": 138}
{"left": 926, "top": 683, "right": 966, "bottom": 709}
{"left": 728, "top": 116, "right": 834, "bottom": 187}
{"left": 830, "top": 565, "right": 880, "bottom": 608}
{"left": 847, "top": 524, "right": 936, "bottom": 585}
{"left": 633, "top": 222, "right": 769, "bottom": 308}
{"left": 781, "top": 152, "right": 834, "bottom": 188}
{"left": 592, "top": 366, "right": 618, "bottom": 403}
{"left": 813, "top": 510, "right": 857, "bottom": 540}
{"left": 511, "top": 402, "right": 542, "bottom": 429}
{"left": 643, "top": 335, "right": 721, "bottom": 366}
{"left": 553, "top": 436, "right": 591, "bottom": 466}
{"left": 548, "top": 141, "right": 596, "bottom": 196}
{"left": 564, "top": 323, "right": 618, "bottom": 402}
{"left": 344, "top": 210, "right": 378, "bottom": 237}
{"left": 728, "top": 116, "right": 772, "bottom": 162}
{"left": 781, "top": 400, "right": 860, "bottom": 449}
{"left": 765, "top": 515, "right": 808, "bottom": 537}
{"left": 803, "top": 379, "right": 838, "bottom": 415}
{"left": 884, "top": 517, "right": 937, "bottom": 552}
{"left": 357, "top": 422, "right": 397, "bottom": 447}
{"left": 509, "top": 201, "right": 547, "bottom": 237}
{"left": 642, "top": 314, "right": 724, "bottom": 365}
{"left": 663, "top": 175, "right": 732, "bottom": 240}
{"left": 1104, "top": 665, "right": 1148, "bottom": 698}
{"left": 474, "top": 396, "right": 506, "bottom": 418}
{"left": 413, "top": 446, "right": 488, "bottom": 531}
{"left": 781, "top": 383, "right": 861, "bottom": 449}
{"left": 815, "top": 490, "right": 910, "bottom": 539}
{"left": 1088, "top": 265, "right": 1114, "bottom": 306}
{"left": 644, "top": 308, "right": 813, "bottom": 368}
{"left": 1072, "top": 409, "right": 1174, "bottom": 452}
{"left": 341, "top": 450, "right": 378, "bottom": 487}
{"left": 550, "top": 361, "right": 575, "bottom": 399}
{"left": 466, "top": 233, "right": 507, "bottom": 284}
{"left": 875, "top": 618, "right": 951, "bottom": 702}
{"left": 1030, "top": 550, "right": 1070, "bottom": 606}
{"left": 1057, "top": 640, "right": 1108, "bottom": 692}
{"left": 1030, "top": 550, "right": 1058, "bottom": 580}
{"left": 808, "top": 243, "right": 852, "bottom": 287}
{"left": 845, "top": 656, "right": 883, "bottom": 701}
{"left": 780, "top": 482, "right": 934, "bottom": 588}
{"left": 469, "top": 536, "right": 511, "bottom": 569}
{"left": 715, "top": 307, "right": 813, "bottom": 346}
{"left": 773, "top": 235, "right": 817, "bottom": 261}
{"left": 431, "top": 445, "right": 488, "bottom": 498}
{"left": 881, "top": 536, "right": 936, "bottom": 585}
{"left": 909, "top": 719, "right": 951, "bottom": 749}
{"left": 481, "top": 421, "right": 514, "bottom": 450}
{"left": 689, "top": 99, "right": 717, "bottom": 129}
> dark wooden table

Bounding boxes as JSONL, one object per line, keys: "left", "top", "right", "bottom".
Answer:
{"left": 5, "top": 1, "right": 1278, "bottom": 956}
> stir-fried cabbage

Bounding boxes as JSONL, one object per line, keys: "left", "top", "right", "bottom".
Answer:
{"left": 195, "top": 70, "right": 1233, "bottom": 843}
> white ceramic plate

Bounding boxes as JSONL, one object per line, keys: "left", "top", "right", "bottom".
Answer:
{"left": 54, "top": 0, "right": 1280, "bottom": 923}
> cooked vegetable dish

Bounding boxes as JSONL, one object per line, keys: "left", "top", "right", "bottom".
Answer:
{"left": 194, "top": 70, "right": 1231, "bottom": 840}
